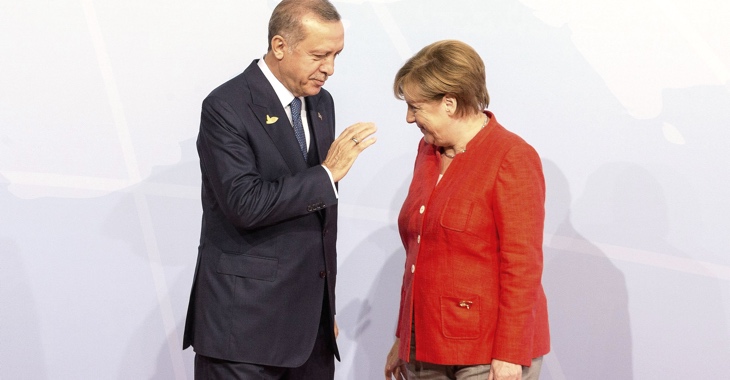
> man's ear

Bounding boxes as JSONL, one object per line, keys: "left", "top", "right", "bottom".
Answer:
{"left": 271, "top": 35, "right": 287, "bottom": 59}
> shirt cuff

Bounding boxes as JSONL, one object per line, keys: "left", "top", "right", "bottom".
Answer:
{"left": 321, "top": 165, "right": 339, "bottom": 199}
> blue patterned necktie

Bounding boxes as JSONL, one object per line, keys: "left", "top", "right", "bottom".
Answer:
{"left": 290, "top": 97, "right": 307, "bottom": 160}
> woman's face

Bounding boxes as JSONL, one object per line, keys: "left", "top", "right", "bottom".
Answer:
{"left": 403, "top": 89, "right": 453, "bottom": 147}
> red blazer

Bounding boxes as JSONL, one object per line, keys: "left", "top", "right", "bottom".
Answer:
{"left": 396, "top": 111, "right": 550, "bottom": 366}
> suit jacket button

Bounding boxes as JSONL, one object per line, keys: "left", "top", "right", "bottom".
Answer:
{"left": 320, "top": 271, "right": 327, "bottom": 278}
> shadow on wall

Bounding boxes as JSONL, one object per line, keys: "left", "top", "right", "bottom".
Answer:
{"left": 111, "top": 137, "right": 200, "bottom": 379}
{"left": 0, "top": 238, "right": 48, "bottom": 380}
{"left": 335, "top": 157, "right": 413, "bottom": 379}
{"left": 117, "top": 273, "right": 195, "bottom": 380}
{"left": 541, "top": 160, "right": 634, "bottom": 380}
{"left": 337, "top": 225, "right": 404, "bottom": 380}
{"left": 568, "top": 161, "right": 730, "bottom": 379}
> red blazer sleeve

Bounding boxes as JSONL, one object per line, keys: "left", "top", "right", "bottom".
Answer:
{"left": 491, "top": 142, "right": 546, "bottom": 364}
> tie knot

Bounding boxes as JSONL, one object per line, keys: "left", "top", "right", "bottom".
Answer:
{"left": 291, "top": 97, "right": 301, "bottom": 114}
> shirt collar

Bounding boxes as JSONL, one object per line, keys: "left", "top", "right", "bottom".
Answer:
{"left": 258, "top": 56, "right": 301, "bottom": 109}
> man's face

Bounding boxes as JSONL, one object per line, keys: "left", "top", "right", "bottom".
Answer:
{"left": 279, "top": 16, "right": 344, "bottom": 97}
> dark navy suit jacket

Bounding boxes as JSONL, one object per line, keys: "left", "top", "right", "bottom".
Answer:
{"left": 183, "top": 60, "right": 339, "bottom": 367}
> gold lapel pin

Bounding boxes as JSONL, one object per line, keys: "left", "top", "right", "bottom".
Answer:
{"left": 266, "top": 115, "right": 279, "bottom": 124}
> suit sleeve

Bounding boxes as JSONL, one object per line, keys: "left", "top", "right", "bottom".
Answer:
{"left": 491, "top": 142, "right": 546, "bottom": 366}
{"left": 197, "top": 95, "right": 337, "bottom": 230}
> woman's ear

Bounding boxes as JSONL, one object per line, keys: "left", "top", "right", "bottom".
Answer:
{"left": 443, "top": 95, "right": 457, "bottom": 116}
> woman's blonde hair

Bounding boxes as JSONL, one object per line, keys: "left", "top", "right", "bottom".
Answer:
{"left": 394, "top": 40, "right": 489, "bottom": 118}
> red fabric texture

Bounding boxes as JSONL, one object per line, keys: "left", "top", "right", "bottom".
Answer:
{"left": 395, "top": 111, "right": 550, "bottom": 366}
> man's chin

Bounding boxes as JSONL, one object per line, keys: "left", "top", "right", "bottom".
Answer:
{"left": 304, "top": 85, "right": 323, "bottom": 96}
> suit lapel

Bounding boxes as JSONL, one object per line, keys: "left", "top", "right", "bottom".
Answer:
{"left": 304, "top": 95, "right": 333, "bottom": 224}
{"left": 305, "top": 95, "right": 332, "bottom": 165}
{"left": 243, "top": 61, "right": 332, "bottom": 224}
{"left": 245, "top": 62, "right": 307, "bottom": 174}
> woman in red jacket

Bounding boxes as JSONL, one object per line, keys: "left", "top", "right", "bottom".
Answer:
{"left": 384, "top": 40, "right": 550, "bottom": 380}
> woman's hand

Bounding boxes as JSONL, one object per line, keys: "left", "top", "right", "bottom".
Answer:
{"left": 384, "top": 338, "right": 407, "bottom": 379}
{"left": 488, "top": 358, "right": 522, "bottom": 380}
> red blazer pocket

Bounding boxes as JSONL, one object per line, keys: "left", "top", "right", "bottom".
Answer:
{"left": 440, "top": 295, "right": 481, "bottom": 339}
{"left": 440, "top": 198, "right": 474, "bottom": 232}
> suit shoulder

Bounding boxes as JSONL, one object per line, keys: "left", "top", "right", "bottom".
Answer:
{"left": 206, "top": 71, "right": 251, "bottom": 103}
{"left": 312, "top": 88, "right": 335, "bottom": 111}
{"left": 204, "top": 61, "right": 263, "bottom": 104}
{"left": 317, "top": 87, "right": 333, "bottom": 101}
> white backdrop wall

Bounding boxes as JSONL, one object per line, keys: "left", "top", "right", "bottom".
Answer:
{"left": 2, "top": 0, "right": 729, "bottom": 379}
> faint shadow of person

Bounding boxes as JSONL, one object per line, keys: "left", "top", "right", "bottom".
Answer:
{"left": 0, "top": 238, "right": 49, "bottom": 380}
{"left": 568, "top": 162, "right": 730, "bottom": 379}
{"left": 542, "top": 160, "right": 633, "bottom": 379}
{"left": 341, "top": 235, "right": 404, "bottom": 379}
{"left": 108, "top": 137, "right": 201, "bottom": 379}
{"left": 336, "top": 168, "right": 411, "bottom": 379}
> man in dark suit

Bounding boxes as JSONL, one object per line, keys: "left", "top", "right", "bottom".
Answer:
{"left": 182, "top": 0, "right": 377, "bottom": 378}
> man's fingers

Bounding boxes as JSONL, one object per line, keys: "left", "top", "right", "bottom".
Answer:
{"left": 338, "top": 122, "right": 377, "bottom": 141}
{"left": 356, "top": 136, "right": 377, "bottom": 150}
{"left": 332, "top": 124, "right": 377, "bottom": 152}
{"left": 324, "top": 122, "right": 377, "bottom": 182}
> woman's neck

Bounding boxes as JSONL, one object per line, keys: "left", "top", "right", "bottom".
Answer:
{"left": 441, "top": 112, "right": 488, "bottom": 159}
